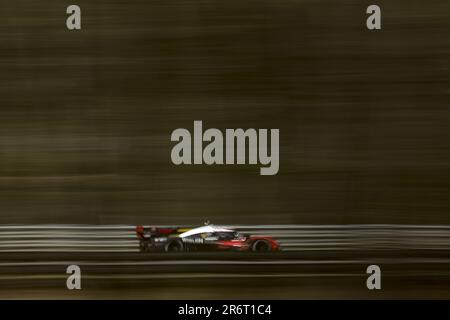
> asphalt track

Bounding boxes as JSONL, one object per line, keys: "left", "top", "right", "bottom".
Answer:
{"left": 1, "top": 225, "right": 449, "bottom": 299}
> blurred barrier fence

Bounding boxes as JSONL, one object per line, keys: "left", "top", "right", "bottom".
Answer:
{"left": 0, "top": 225, "right": 449, "bottom": 252}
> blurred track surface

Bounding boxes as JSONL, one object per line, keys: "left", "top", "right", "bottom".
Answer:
{"left": 1, "top": 224, "right": 450, "bottom": 252}
{"left": 0, "top": 225, "right": 449, "bottom": 299}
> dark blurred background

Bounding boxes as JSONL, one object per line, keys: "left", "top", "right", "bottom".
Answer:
{"left": 1, "top": 0, "right": 449, "bottom": 225}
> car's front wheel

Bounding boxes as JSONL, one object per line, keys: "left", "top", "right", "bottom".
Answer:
{"left": 251, "top": 240, "right": 272, "bottom": 252}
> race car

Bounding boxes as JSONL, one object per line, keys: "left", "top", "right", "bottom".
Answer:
{"left": 135, "top": 223, "right": 280, "bottom": 253}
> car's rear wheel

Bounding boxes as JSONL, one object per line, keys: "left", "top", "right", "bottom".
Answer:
{"left": 252, "top": 240, "right": 271, "bottom": 252}
{"left": 165, "top": 239, "right": 184, "bottom": 252}
{"left": 139, "top": 241, "right": 149, "bottom": 253}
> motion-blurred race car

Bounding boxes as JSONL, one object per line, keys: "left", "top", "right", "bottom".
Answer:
{"left": 136, "top": 223, "right": 280, "bottom": 253}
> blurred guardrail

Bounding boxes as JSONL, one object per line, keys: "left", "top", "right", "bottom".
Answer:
{"left": 0, "top": 224, "right": 449, "bottom": 252}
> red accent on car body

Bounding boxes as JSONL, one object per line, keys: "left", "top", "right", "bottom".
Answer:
{"left": 217, "top": 236, "right": 280, "bottom": 251}
{"left": 157, "top": 228, "right": 176, "bottom": 235}
{"left": 216, "top": 240, "right": 249, "bottom": 251}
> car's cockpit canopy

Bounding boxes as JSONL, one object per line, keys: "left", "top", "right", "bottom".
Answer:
{"left": 179, "top": 225, "right": 244, "bottom": 241}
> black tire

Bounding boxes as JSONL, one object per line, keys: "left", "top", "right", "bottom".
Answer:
{"left": 252, "top": 240, "right": 272, "bottom": 252}
{"left": 165, "top": 239, "right": 184, "bottom": 252}
{"left": 139, "top": 241, "right": 149, "bottom": 253}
